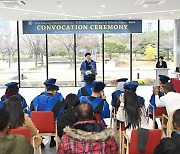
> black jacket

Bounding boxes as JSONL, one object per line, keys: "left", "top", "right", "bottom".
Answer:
{"left": 156, "top": 61, "right": 167, "bottom": 68}
{"left": 154, "top": 132, "right": 180, "bottom": 154}
{"left": 57, "top": 108, "right": 78, "bottom": 138}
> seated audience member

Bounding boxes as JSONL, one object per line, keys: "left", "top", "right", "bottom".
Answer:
{"left": 77, "top": 74, "right": 95, "bottom": 98}
{"left": 57, "top": 103, "right": 118, "bottom": 154}
{"left": 7, "top": 96, "right": 42, "bottom": 149}
{"left": 111, "top": 78, "right": 128, "bottom": 110}
{"left": 148, "top": 75, "right": 170, "bottom": 128}
{"left": 30, "top": 84, "right": 64, "bottom": 148}
{"left": 42, "top": 78, "right": 64, "bottom": 102}
{"left": 79, "top": 81, "right": 110, "bottom": 122}
{"left": 154, "top": 109, "right": 180, "bottom": 154}
{"left": 156, "top": 56, "right": 167, "bottom": 68}
{"left": 0, "top": 100, "right": 6, "bottom": 109}
{"left": 124, "top": 81, "right": 145, "bottom": 106}
{"left": 57, "top": 93, "right": 80, "bottom": 138}
{"left": 0, "top": 108, "right": 33, "bottom": 154}
{"left": 1, "top": 82, "right": 28, "bottom": 112}
{"left": 154, "top": 82, "right": 180, "bottom": 115}
{"left": 116, "top": 90, "right": 153, "bottom": 138}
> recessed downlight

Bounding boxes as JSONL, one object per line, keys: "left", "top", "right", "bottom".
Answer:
{"left": 101, "top": 5, "right": 106, "bottom": 8}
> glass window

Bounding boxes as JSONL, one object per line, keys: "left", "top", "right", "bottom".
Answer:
{"left": 76, "top": 34, "right": 102, "bottom": 86}
{"left": 104, "top": 34, "right": 130, "bottom": 85}
{"left": 160, "top": 20, "right": 174, "bottom": 75}
{"left": 48, "top": 34, "right": 75, "bottom": 87}
{"left": 19, "top": 21, "right": 46, "bottom": 87}
{"left": 0, "top": 21, "right": 18, "bottom": 88}
{"left": 132, "top": 20, "right": 158, "bottom": 85}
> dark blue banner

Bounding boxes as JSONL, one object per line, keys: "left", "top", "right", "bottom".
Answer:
{"left": 23, "top": 20, "right": 142, "bottom": 34}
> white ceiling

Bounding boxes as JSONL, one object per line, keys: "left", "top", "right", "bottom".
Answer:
{"left": 0, "top": 0, "right": 180, "bottom": 21}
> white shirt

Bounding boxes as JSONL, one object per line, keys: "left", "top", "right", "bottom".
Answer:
{"left": 155, "top": 91, "right": 180, "bottom": 115}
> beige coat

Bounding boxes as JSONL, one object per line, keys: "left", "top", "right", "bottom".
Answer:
{"left": 23, "top": 114, "right": 42, "bottom": 149}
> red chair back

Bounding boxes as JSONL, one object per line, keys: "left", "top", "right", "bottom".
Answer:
{"left": 129, "top": 129, "right": 161, "bottom": 154}
{"left": 94, "top": 114, "right": 101, "bottom": 122}
{"left": 10, "top": 127, "right": 31, "bottom": 142}
{"left": 30, "top": 111, "right": 55, "bottom": 133}
{"left": 155, "top": 107, "right": 167, "bottom": 116}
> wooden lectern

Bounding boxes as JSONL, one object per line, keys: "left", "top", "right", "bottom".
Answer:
{"left": 154, "top": 68, "right": 169, "bottom": 85}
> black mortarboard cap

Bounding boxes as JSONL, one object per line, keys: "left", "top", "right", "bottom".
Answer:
{"left": 84, "top": 74, "right": 95, "bottom": 83}
{"left": 159, "top": 75, "right": 170, "bottom": 83}
{"left": 91, "top": 81, "right": 106, "bottom": 92}
{"left": 46, "top": 84, "right": 59, "bottom": 91}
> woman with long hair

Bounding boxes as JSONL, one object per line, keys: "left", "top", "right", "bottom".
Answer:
{"left": 57, "top": 93, "right": 80, "bottom": 138}
{"left": 6, "top": 95, "right": 42, "bottom": 148}
{"left": 116, "top": 90, "right": 152, "bottom": 137}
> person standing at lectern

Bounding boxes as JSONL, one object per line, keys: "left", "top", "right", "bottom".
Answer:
{"left": 80, "top": 53, "right": 97, "bottom": 80}
{"left": 156, "top": 56, "right": 167, "bottom": 68}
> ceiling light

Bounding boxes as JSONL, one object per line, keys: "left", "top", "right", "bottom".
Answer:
{"left": 58, "top": 5, "right": 62, "bottom": 8}
{"left": 159, "top": 17, "right": 163, "bottom": 19}
{"left": 101, "top": 5, "right": 106, "bottom": 8}
{"left": 25, "top": 12, "right": 29, "bottom": 15}
{"left": 62, "top": 12, "right": 65, "bottom": 15}
{"left": 129, "top": 17, "right": 132, "bottom": 19}
{"left": 170, "top": 11, "right": 174, "bottom": 14}
{"left": 98, "top": 12, "right": 102, "bottom": 14}
{"left": 143, "top": 4, "right": 148, "bottom": 7}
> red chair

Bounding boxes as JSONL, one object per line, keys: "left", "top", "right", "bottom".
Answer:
{"left": 129, "top": 129, "right": 161, "bottom": 154}
{"left": 10, "top": 127, "right": 31, "bottom": 142}
{"left": 148, "top": 104, "right": 167, "bottom": 129}
{"left": 30, "top": 111, "right": 58, "bottom": 152}
{"left": 122, "top": 129, "right": 161, "bottom": 154}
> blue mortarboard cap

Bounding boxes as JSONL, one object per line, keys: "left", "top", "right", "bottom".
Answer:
{"left": 46, "top": 84, "right": 59, "bottom": 91}
{"left": 124, "top": 81, "right": 139, "bottom": 90}
{"left": 44, "top": 78, "right": 57, "bottom": 85}
{"left": 5, "top": 82, "right": 19, "bottom": 88}
{"left": 91, "top": 81, "right": 106, "bottom": 92}
{"left": 117, "top": 78, "right": 128, "bottom": 82}
{"left": 84, "top": 74, "right": 95, "bottom": 83}
{"left": 158, "top": 75, "right": 170, "bottom": 83}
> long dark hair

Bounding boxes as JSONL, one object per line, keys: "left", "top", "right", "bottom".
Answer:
{"left": 5, "top": 86, "right": 19, "bottom": 98}
{"left": 124, "top": 90, "right": 141, "bottom": 129}
{"left": 64, "top": 93, "right": 80, "bottom": 111}
{"left": 6, "top": 95, "right": 25, "bottom": 129}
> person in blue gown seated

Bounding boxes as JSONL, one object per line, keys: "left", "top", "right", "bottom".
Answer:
{"left": 41, "top": 78, "right": 64, "bottom": 103}
{"left": 124, "top": 81, "right": 145, "bottom": 107}
{"left": 0, "top": 101, "right": 6, "bottom": 109}
{"left": 30, "top": 84, "right": 64, "bottom": 148}
{"left": 147, "top": 75, "right": 170, "bottom": 128}
{"left": 1, "top": 82, "right": 28, "bottom": 112}
{"left": 111, "top": 78, "right": 128, "bottom": 111}
{"left": 77, "top": 74, "right": 95, "bottom": 98}
{"left": 79, "top": 81, "right": 110, "bottom": 124}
